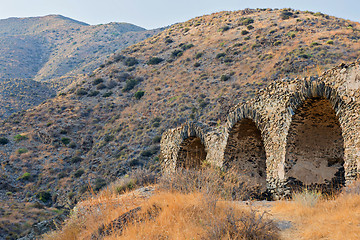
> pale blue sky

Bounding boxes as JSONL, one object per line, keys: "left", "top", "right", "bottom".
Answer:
{"left": 0, "top": 0, "right": 358, "bottom": 29}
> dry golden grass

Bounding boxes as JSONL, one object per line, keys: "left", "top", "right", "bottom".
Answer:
{"left": 43, "top": 168, "right": 278, "bottom": 240}
{"left": 273, "top": 190, "right": 360, "bottom": 240}
{"left": 106, "top": 192, "right": 278, "bottom": 240}
{"left": 44, "top": 189, "right": 278, "bottom": 240}
{"left": 43, "top": 187, "right": 147, "bottom": 240}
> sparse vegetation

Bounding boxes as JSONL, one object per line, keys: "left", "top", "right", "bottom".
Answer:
{"left": 74, "top": 169, "right": 85, "bottom": 178}
{"left": 102, "top": 91, "right": 113, "bottom": 97}
{"left": 147, "top": 57, "right": 164, "bottom": 65}
{"left": 16, "top": 172, "right": 32, "bottom": 181}
{"left": 76, "top": 88, "right": 88, "bottom": 96}
{"left": 0, "top": 137, "right": 9, "bottom": 145}
{"left": 194, "top": 62, "right": 201, "bottom": 67}
{"left": 123, "top": 78, "right": 140, "bottom": 92}
{"left": 221, "top": 74, "right": 231, "bottom": 81}
{"left": 195, "top": 52, "right": 203, "bottom": 59}
{"left": 241, "top": 30, "right": 249, "bottom": 35}
{"left": 92, "top": 78, "right": 104, "bottom": 85}
{"left": 216, "top": 52, "right": 226, "bottom": 59}
{"left": 240, "top": 17, "right": 254, "bottom": 25}
{"left": 14, "top": 134, "right": 27, "bottom": 142}
{"left": 61, "top": 137, "right": 71, "bottom": 145}
{"left": 16, "top": 148, "right": 28, "bottom": 154}
{"left": 134, "top": 91, "right": 145, "bottom": 99}
{"left": 124, "top": 57, "right": 138, "bottom": 67}
{"left": 280, "top": 10, "right": 294, "bottom": 20}
{"left": 36, "top": 191, "right": 52, "bottom": 203}
{"left": 171, "top": 49, "right": 183, "bottom": 57}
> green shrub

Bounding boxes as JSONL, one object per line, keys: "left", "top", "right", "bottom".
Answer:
{"left": 76, "top": 88, "right": 87, "bottom": 96}
{"left": 165, "top": 38, "right": 173, "bottom": 44}
{"left": 103, "top": 91, "right": 113, "bottom": 97}
{"left": 88, "top": 90, "right": 100, "bottom": 97}
{"left": 68, "top": 142, "right": 77, "bottom": 148}
{"left": 152, "top": 136, "right": 162, "bottom": 144}
{"left": 124, "top": 57, "right": 138, "bottom": 66}
{"left": 74, "top": 169, "right": 85, "bottom": 178}
{"left": 221, "top": 74, "right": 230, "bottom": 81}
{"left": 241, "top": 18, "right": 254, "bottom": 25}
{"left": 152, "top": 122, "right": 160, "bottom": 128}
{"left": 94, "top": 178, "right": 107, "bottom": 191}
{"left": 134, "top": 91, "right": 145, "bottom": 99}
{"left": 0, "top": 137, "right": 9, "bottom": 145}
{"left": 326, "top": 40, "right": 334, "bottom": 45}
{"left": 247, "top": 25, "right": 254, "bottom": 30}
{"left": 58, "top": 172, "right": 67, "bottom": 179}
{"left": 280, "top": 10, "right": 293, "bottom": 20}
{"left": 311, "top": 42, "right": 321, "bottom": 46}
{"left": 216, "top": 53, "right": 226, "bottom": 59}
{"left": 194, "top": 62, "right": 201, "bottom": 67}
{"left": 147, "top": 57, "right": 164, "bottom": 65}
{"left": 96, "top": 83, "right": 107, "bottom": 90}
{"left": 299, "top": 54, "right": 311, "bottom": 59}
{"left": 273, "top": 40, "right": 282, "bottom": 46}
{"left": 223, "top": 57, "right": 232, "bottom": 63}
{"left": 269, "top": 29, "right": 277, "bottom": 34}
{"left": 287, "top": 32, "right": 296, "bottom": 38}
{"left": 219, "top": 25, "right": 230, "bottom": 32}
{"left": 36, "top": 191, "right": 52, "bottom": 203}
{"left": 104, "top": 135, "right": 114, "bottom": 142}
{"left": 92, "top": 78, "right": 104, "bottom": 85}
{"left": 141, "top": 146, "right": 160, "bottom": 157}
{"left": 17, "top": 172, "right": 32, "bottom": 181}
{"left": 180, "top": 43, "right": 194, "bottom": 50}
{"left": 61, "top": 137, "right": 71, "bottom": 145}
{"left": 241, "top": 30, "right": 249, "bottom": 35}
{"left": 123, "top": 78, "right": 140, "bottom": 92}
{"left": 115, "top": 179, "right": 136, "bottom": 194}
{"left": 17, "top": 148, "right": 28, "bottom": 154}
{"left": 70, "top": 156, "right": 82, "bottom": 164}
{"left": 14, "top": 134, "right": 27, "bottom": 142}
{"left": 195, "top": 52, "right": 203, "bottom": 59}
{"left": 152, "top": 117, "right": 162, "bottom": 123}
{"left": 171, "top": 49, "right": 183, "bottom": 58}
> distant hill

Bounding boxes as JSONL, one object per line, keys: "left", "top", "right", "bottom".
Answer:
{"left": 1, "top": 8, "right": 360, "bottom": 239}
{"left": 0, "top": 14, "right": 162, "bottom": 118}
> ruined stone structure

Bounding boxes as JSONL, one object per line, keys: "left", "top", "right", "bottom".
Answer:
{"left": 161, "top": 61, "right": 360, "bottom": 196}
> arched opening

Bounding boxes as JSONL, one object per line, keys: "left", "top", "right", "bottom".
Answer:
{"left": 285, "top": 97, "right": 345, "bottom": 191}
{"left": 176, "top": 137, "right": 207, "bottom": 169}
{"left": 223, "top": 118, "right": 267, "bottom": 191}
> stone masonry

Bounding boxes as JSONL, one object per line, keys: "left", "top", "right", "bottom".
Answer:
{"left": 160, "top": 61, "right": 360, "bottom": 196}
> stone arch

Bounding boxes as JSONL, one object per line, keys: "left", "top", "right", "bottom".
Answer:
{"left": 223, "top": 105, "right": 267, "bottom": 191}
{"left": 175, "top": 122, "right": 208, "bottom": 169}
{"left": 285, "top": 80, "right": 347, "bottom": 191}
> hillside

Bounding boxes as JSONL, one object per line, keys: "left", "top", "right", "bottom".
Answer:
{"left": 1, "top": 8, "right": 360, "bottom": 239}
{"left": 0, "top": 15, "right": 162, "bottom": 119}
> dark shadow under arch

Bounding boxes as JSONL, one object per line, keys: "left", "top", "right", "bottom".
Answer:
{"left": 176, "top": 137, "right": 207, "bottom": 169}
{"left": 285, "top": 97, "right": 345, "bottom": 191}
{"left": 223, "top": 118, "right": 267, "bottom": 191}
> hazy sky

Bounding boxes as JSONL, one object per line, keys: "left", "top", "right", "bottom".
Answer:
{"left": 0, "top": 0, "right": 358, "bottom": 29}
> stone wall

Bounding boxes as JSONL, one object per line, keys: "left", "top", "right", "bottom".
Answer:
{"left": 160, "top": 61, "right": 360, "bottom": 196}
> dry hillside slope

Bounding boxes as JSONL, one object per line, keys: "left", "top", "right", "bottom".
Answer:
{"left": 1, "top": 8, "right": 360, "bottom": 239}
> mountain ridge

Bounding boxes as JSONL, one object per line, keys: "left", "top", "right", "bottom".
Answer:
{"left": 0, "top": 14, "right": 161, "bottom": 119}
